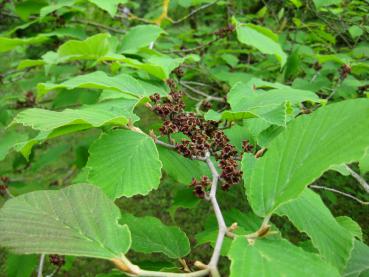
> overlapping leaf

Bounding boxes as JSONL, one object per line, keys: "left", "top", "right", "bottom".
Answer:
{"left": 0, "top": 131, "right": 28, "bottom": 161}
{"left": 88, "top": 0, "right": 128, "bottom": 16}
{"left": 37, "top": 32, "right": 182, "bottom": 79}
{"left": 234, "top": 18, "right": 287, "bottom": 66}
{"left": 0, "top": 184, "right": 131, "bottom": 259}
{"left": 206, "top": 79, "right": 321, "bottom": 126}
{"left": 158, "top": 145, "right": 210, "bottom": 184}
{"left": 121, "top": 25, "right": 164, "bottom": 52}
{"left": 228, "top": 237, "right": 340, "bottom": 277}
{"left": 0, "top": 36, "right": 48, "bottom": 53}
{"left": 344, "top": 240, "right": 369, "bottom": 277}
{"left": 11, "top": 99, "right": 138, "bottom": 132}
{"left": 57, "top": 33, "right": 111, "bottom": 61}
{"left": 37, "top": 71, "right": 151, "bottom": 98}
{"left": 120, "top": 213, "right": 190, "bottom": 258}
{"left": 277, "top": 189, "right": 354, "bottom": 271}
{"left": 86, "top": 130, "right": 162, "bottom": 198}
{"left": 244, "top": 99, "right": 369, "bottom": 216}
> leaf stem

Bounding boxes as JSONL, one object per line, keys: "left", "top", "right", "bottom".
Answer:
{"left": 171, "top": 0, "right": 220, "bottom": 24}
{"left": 310, "top": 185, "right": 369, "bottom": 205}
{"left": 180, "top": 81, "right": 224, "bottom": 102}
{"left": 137, "top": 268, "right": 210, "bottom": 277}
{"left": 345, "top": 165, "right": 369, "bottom": 194}
{"left": 37, "top": 254, "right": 46, "bottom": 277}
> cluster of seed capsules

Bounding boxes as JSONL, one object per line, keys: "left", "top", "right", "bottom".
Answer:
{"left": 150, "top": 80, "right": 253, "bottom": 198}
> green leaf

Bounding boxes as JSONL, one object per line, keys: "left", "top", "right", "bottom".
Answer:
{"left": 245, "top": 99, "right": 369, "bottom": 216}
{"left": 337, "top": 216, "right": 363, "bottom": 241}
{"left": 86, "top": 130, "right": 162, "bottom": 198}
{"left": 234, "top": 19, "right": 287, "bottom": 66}
{"left": 11, "top": 99, "right": 138, "bottom": 132}
{"left": 88, "top": 0, "right": 128, "bottom": 16}
{"left": 349, "top": 26, "right": 364, "bottom": 39}
{"left": 120, "top": 213, "right": 190, "bottom": 258}
{"left": 330, "top": 164, "right": 351, "bottom": 176}
{"left": 158, "top": 145, "right": 209, "bottom": 184}
{"left": 344, "top": 240, "right": 369, "bottom": 277}
{"left": 313, "top": 0, "right": 342, "bottom": 9}
{"left": 6, "top": 254, "right": 38, "bottom": 277}
{"left": 37, "top": 71, "right": 146, "bottom": 98}
{"left": 0, "top": 131, "right": 28, "bottom": 161}
{"left": 39, "top": 0, "right": 76, "bottom": 17}
{"left": 14, "top": 0, "right": 46, "bottom": 20}
{"left": 17, "top": 59, "right": 45, "bottom": 70}
{"left": 121, "top": 25, "right": 164, "bottom": 52}
{"left": 228, "top": 237, "right": 340, "bottom": 277}
{"left": 0, "top": 184, "right": 131, "bottom": 259}
{"left": 276, "top": 189, "right": 354, "bottom": 271}
{"left": 213, "top": 80, "right": 321, "bottom": 125}
{"left": 0, "top": 36, "right": 48, "bottom": 53}
{"left": 57, "top": 33, "right": 112, "bottom": 61}
{"left": 122, "top": 55, "right": 184, "bottom": 80}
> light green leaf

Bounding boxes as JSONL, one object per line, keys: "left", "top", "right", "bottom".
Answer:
{"left": 277, "top": 189, "right": 354, "bottom": 271}
{"left": 14, "top": 0, "right": 46, "bottom": 20}
{"left": 0, "top": 131, "right": 28, "bottom": 161}
{"left": 289, "top": 0, "right": 302, "bottom": 8}
{"left": 337, "top": 216, "right": 363, "bottom": 241}
{"left": 39, "top": 0, "right": 76, "bottom": 17}
{"left": 121, "top": 25, "right": 164, "bottom": 52}
{"left": 344, "top": 240, "right": 369, "bottom": 277}
{"left": 17, "top": 59, "right": 45, "bottom": 70}
{"left": 349, "top": 26, "right": 364, "bottom": 39}
{"left": 88, "top": 0, "right": 128, "bottom": 16}
{"left": 213, "top": 80, "right": 321, "bottom": 125}
{"left": 86, "top": 130, "right": 162, "bottom": 198}
{"left": 6, "top": 254, "right": 38, "bottom": 277}
{"left": 0, "top": 184, "right": 131, "bottom": 259}
{"left": 11, "top": 99, "right": 138, "bottom": 132}
{"left": 313, "top": 0, "right": 342, "bottom": 9}
{"left": 228, "top": 237, "right": 340, "bottom": 277}
{"left": 245, "top": 99, "right": 369, "bottom": 216}
{"left": 0, "top": 36, "right": 48, "bottom": 53}
{"left": 56, "top": 33, "right": 112, "bottom": 61}
{"left": 122, "top": 55, "right": 184, "bottom": 80}
{"left": 158, "top": 145, "right": 209, "bottom": 184}
{"left": 234, "top": 19, "right": 287, "bottom": 66}
{"left": 37, "top": 71, "right": 146, "bottom": 98}
{"left": 330, "top": 164, "right": 351, "bottom": 176}
{"left": 120, "top": 213, "right": 190, "bottom": 258}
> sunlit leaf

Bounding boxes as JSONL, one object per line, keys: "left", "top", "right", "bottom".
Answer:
{"left": 277, "top": 189, "right": 354, "bottom": 271}
{"left": 244, "top": 99, "right": 369, "bottom": 216}
{"left": 0, "top": 184, "right": 131, "bottom": 259}
{"left": 86, "top": 130, "right": 162, "bottom": 198}
{"left": 229, "top": 237, "right": 340, "bottom": 277}
{"left": 234, "top": 19, "right": 287, "bottom": 66}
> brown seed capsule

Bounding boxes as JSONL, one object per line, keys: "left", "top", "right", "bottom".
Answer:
{"left": 149, "top": 93, "right": 161, "bottom": 103}
{"left": 49, "top": 255, "right": 65, "bottom": 267}
{"left": 242, "top": 140, "right": 254, "bottom": 153}
{"left": 340, "top": 64, "right": 351, "bottom": 79}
